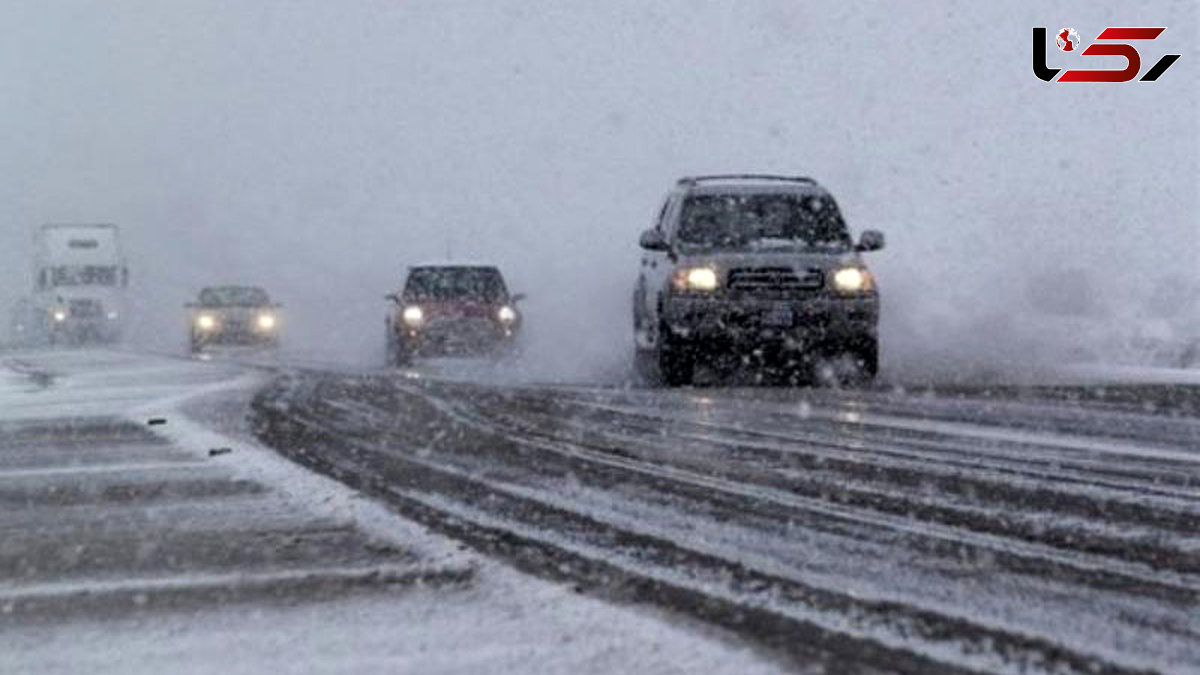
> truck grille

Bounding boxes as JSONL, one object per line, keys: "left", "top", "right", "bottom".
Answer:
{"left": 68, "top": 299, "right": 103, "bottom": 318}
{"left": 726, "top": 267, "right": 823, "bottom": 295}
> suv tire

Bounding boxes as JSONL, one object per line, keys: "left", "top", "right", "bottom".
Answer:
{"left": 656, "top": 330, "right": 694, "bottom": 387}
{"left": 857, "top": 337, "right": 879, "bottom": 379}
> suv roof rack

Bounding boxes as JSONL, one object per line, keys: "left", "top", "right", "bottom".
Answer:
{"left": 677, "top": 174, "right": 817, "bottom": 186}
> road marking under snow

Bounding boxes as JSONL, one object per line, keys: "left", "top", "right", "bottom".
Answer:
{"left": 0, "top": 461, "right": 210, "bottom": 479}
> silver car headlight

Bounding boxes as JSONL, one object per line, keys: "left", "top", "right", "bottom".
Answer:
{"left": 257, "top": 313, "right": 277, "bottom": 331}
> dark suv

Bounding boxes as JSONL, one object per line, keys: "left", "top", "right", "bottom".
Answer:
{"left": 386, "top": 264, "right": 523, "bottom": 365}
{"left": 633, "top": 175, "right": 885, "bottom": 385}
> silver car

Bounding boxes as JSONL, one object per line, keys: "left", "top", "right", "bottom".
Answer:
{"left": 633, "top": 175, "right": 885, "bottom": 386}
{"left": 187, "top": 286, "right": 282, "bottom": 354}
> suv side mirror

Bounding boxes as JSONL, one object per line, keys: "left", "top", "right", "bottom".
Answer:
{"left": 639, "top": 229, "right": 669, "bottom": 251}
{"left": 511, "top": 293, "right": 527, "bottom": 304}
{"left": 856, "top": 230, "right": 885, "bottom": 252}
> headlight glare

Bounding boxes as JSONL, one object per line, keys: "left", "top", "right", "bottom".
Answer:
{"left": 402, "top": 305, "right": 424, "bottom": 327}
{"left": 673, "top": 267, "right": 719, "bottom": 292}
{"left": 257, "top": 313, "right": 277, "bottom": 331}
{"left": 833, "top": 267, "right": 874, "bottom": 294}
{"left": 196, "top": 314, "right": 217, "bottom": 331}
{"left": 52, "top": 310, "right": 67, "bottom": 323}
{"left": 498, "top": 306, "right": 517, "bottom": 323}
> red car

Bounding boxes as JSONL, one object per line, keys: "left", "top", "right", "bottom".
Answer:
{"left": 386, "top": 264, "right": 523, "bottom": 365}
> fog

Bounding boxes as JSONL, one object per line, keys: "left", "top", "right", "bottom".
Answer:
{"left": 1, "top": 1, "right": 1196, "bottom": 382}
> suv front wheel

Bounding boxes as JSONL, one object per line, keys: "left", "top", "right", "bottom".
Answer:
{"left": 812, "top": 337, "right": 878, "bottom": 386}
{"left": 656, "top": 327, "right": 694, "bottom": 387}
{"left": 853, "top": 336, "right": 879, "bottom": 379}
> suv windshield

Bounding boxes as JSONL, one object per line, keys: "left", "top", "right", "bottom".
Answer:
{"left": 199, "top": 287, "right": 271, "bottom": 307}
{"left": 405, "top": 267, "right": 507, "bottom": 302}
{"left": 677, "top": 193, "right": 851, "bottom": 250}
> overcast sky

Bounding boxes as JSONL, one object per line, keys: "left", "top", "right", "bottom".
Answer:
{"left": 1, "top": 1, "right": 1196, "bottom": 378}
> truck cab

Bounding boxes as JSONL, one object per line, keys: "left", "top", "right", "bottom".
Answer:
{"left": 30, "top": 224, "right": 129, "bottom": 345}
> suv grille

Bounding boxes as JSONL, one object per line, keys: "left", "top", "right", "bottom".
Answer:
{"left": 68, "top": 299, "right": 103, "bottom": 318}
{"left": 727, "top": 267, "right": 823, "bottom": 295}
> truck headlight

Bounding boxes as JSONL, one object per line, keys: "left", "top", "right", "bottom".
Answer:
{"left": 257, "top": 313, "right": 277, "bottom": 331}
{"left": 196, "top": 314, "right": 217, "bottom": 331}
{"left": 673, "top": 266, "right": 719, "bottom": 292}
{"left": 832, "top": 267, "right": 875, "bottom": 294}
{"left": 497, "top": 306, "right": 517, "bottom": 323}
{"left": 402, "top": 305, "right": 424, "bottom": 327}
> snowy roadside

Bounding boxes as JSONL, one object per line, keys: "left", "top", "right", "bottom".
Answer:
{"left": 0, "top": 350, "right": 790, "bottom": 675}
{"left": 1057, "top": 363, "right": 1200, "bottom": 386}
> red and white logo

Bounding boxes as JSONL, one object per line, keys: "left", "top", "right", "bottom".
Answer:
{"left": 1033, "top": 27, "right": 1181, "bottom": 82}
{"left": 1056, "top": 27, "right": 1081, "bottom": 52}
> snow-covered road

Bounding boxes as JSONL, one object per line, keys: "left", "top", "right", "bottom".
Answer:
{"left": 0, "top": 350, "right": 789, "bottom": 675}
{"left": 254, "top": 367, "right": 1200, "bottom": 674}
{"left": 4, "top": 347, "right": 1198, "bottom": 673}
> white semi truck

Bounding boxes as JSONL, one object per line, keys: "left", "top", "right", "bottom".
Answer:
{"left": 14, "top": 224, "right": 129, "bottom": 346}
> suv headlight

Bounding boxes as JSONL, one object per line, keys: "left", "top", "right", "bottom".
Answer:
{"left": 672, "top": 266, "right": 719, "bottom": 292}
{"left": 832, "top": 267, "right": 875, "bottom": 294}
{"left": 497, "top": 306, "right": 517, "bottom": 323}
{"left": 196, "top": 314, "right": 217, "bottom": 330}
{"left": 402, "top": 305, "right": 424, "bottom": 327}
{"left": 257, "top": 313, "right": 277, "bottom": 331}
